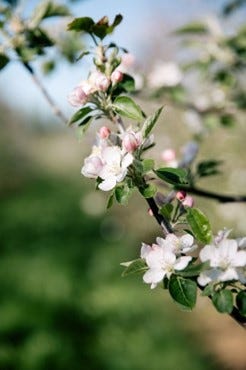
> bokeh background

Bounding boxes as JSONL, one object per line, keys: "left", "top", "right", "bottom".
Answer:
{"left": 1, "top": 1, "right": 246, "bottom": 369}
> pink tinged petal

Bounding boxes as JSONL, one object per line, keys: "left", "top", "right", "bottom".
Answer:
{"left": 145, "top": 248, "right": 163, "bottom": 268}
{"left": 98, "top": 177, "right": 117, "bottom": 191}
{"left": 163, "top": 251, "right": 176, "bottom": 265}
{"left": 174, "top": 256, "right": 192, "bottom": 271}
{"left": 219, "top": 239, "right": 238, "bottom": 259}
{"left": 143, "top": 268, "right": 165, "bottom": 287}
{"left": 81, "top": 156, "right": 103, "bottom": 178}
{"left": 231, "top": 251, "right": 246, "bottom": 267}
{"left": 140, "top": 243, "right": 152, "bottom": 259}
{"left": 156, "top": 237, "right": 165, "bottom": 248}
{"left": 199, "top": 244, "right": 215, "bottom": 262}
{"left": 102, "top": 146, "right": 121, "bottom": 165}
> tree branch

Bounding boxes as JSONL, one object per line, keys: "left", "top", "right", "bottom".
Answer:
{"left": 176, "top": 185, "right": 246, "bottom": 203}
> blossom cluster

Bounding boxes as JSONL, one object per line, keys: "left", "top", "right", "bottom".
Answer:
{"left": 81, "top": 126, "right": 152, "bottom": 191}
{"left": 141, "top": 233, "right": 196, "bottom": 289}
{"left": 198, "top": 230, "right": 246, "bottom": 286}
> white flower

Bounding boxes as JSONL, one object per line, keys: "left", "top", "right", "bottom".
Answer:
{"left": 198, "top": 238, "right": 246, "bottom": 286}
{"left": 98, "top": 146, "right": 133, "bottom": 191}
{"left": 156, "top": 233, "right": 196, "bottom": 255}
{"left": 89, "top": 71, "right": 110, "bottom": 92}
{"left": 81, "top": 155, "right": 103, "bottom": 178}
{"left": 141, "top": 239, "right": 192, "bottom": 289}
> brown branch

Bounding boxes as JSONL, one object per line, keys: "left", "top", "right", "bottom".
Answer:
{"left": 146, "top": 196, "right": 173, "bottom": 234}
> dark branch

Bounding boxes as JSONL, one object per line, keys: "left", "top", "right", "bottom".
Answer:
{"left": 176, "top": 185, "right": 246, "bottom": 203}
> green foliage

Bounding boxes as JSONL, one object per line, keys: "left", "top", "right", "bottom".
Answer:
{"left": 68, "top": 106, "right": 96, "bottom": 126}
{"left": 212, "top": 290, "right": 234, "bottom": 313}
{"left": 186, "top": 208, "right": 212, "bottom": 244}
{"left": 155, "top": 167, "right": 188, "bottom": 186}
{"left": 142, "top": 106, "right": 163, "bottom": 138}
{"left": 196, "top": 160, "right": 222, "bottom": 178}
{"left": 179, "top": 262, "right": 209, "bottom": 278}
{"left": 175, "top": 22, "right": 208, "bottom": 35}
{"left": 168, "top": 275, "right": 197, "bottom": 310}
{"left": 139, "top": 183, "right": 157, "bottom": 198}
{"left": 121, "top": 259, "right": 148, "bottom": 277}
{"left": 112, "top": 96, "right": 144, "bottom": 121}
{"left": 115, "top": 183, "right": 134, "bottom": 205}
{"left": 236, "top": 290, "right": 246, "bottom": 316}
{"left": 67, "top": 14, "right": 123, "bottom": 40}
{"left": 159, "top": 204, "right": 174, "bottom": 221}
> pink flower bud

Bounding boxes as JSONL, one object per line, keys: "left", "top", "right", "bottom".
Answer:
{"left": 148, "top": 208, "right": 153, "bottom": 216}
{"left": 122, "top": 131, "right": 142, "bottom": 153}
{"left": 99, "top": 126, "right": 111, "bottom": 139}
{"left": 89, "top": 71, "right": 110, "bottom": 92}
{"left": 176, "top": 191, "right": 186, "bottom": 201}
{"left": 182, "top": 195, "right": 194, "bottom": 208}
{"left": 68, "top": 86, "right": 88, "bottom": 107}
{"left": 111, "top": 70, "right": 124, "bottom": 84}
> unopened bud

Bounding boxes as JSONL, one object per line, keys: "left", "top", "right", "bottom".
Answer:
{"left": 122, "top": 131, "right": 142, "bottom": 153}
{"left": 182, "top": 195, "right": 194, "bottom": 208}
{"left": 68, "top": 86, "right": 88, "bottom": 107}
{"left": 176, "top": 191, "right": 186, "bottom": 201}
{"left": 99, "top": 126, "right": 111, "bottom": 139}
{"left": 89, "top": 71, "right": 110, "bottom": 92}
{"left": 111, "top": 70, "right": 124, "bottom": 85}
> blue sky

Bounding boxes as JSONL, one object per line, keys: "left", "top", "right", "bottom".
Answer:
{"left": 0, "top": 0, "right": 243, "bottom": 121}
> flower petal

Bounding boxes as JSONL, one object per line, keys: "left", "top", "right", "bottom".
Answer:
{"left": 98, "top": 177, "right": 117, "bottom": 191}
{"left": 174, "top": 256, "right": 192, "bottom": 271}
{"left": 143, "top": 268, "right": 165, "bottom": 287}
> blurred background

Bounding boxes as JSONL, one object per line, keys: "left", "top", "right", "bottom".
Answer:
{"left": 0, "top": 0, "right": 246, "bottom": 369}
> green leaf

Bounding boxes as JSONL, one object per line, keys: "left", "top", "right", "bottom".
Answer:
{"left": 139, "top": 183, "right": 157, "bottom": 198}
{"left": 201, "top": 284, "right": 215, "bottom": 297}
{"left": 212, "top": 290, "right": 234, "bottom": 314}
{"left": 142, "top": 159, "right": 155, "bottom": 173}
{"left": 236, "top": 290, "right": 246, "bottom": 316}
{"left": 68, "top": 106, "right": 95, "bottom": 126}
{"left": 186, "top": 208, "right": 212, "bottom": 244}
{"left": 119, "top": 73, "right": 135, "bottom": 92}
{"left": 0, "top": 53, "right": 9, "bottom": 70}
{"left": 112, "top": 96, "right": 143, "bottom": 121}
{"left": 121, "top": 258, "right": 147, "bottom": 277}
{"left": 175, "top": 22, "right": 208, "bottom": 35}
{"left": 159, "top": 204, "right": 174, "bottom": 221}
{"left": 106, "top": 193, "right": 114, "bottom": 209}
{"left": 155, "top": 167, "right": 188, "bottom": 186}
{"left": 115, "top": 184, "right": 134, "bottom": 205}
{"left": 169, "top": 275, "right": 197, "bottom": 310}
{"left": 197, "top": 160, "right": 222, "bottom": 178}
{"left": 76, "top": 50, "right": 90, "bottom": 61}
{"left": 142, "top": 106, "right": 163, "bottom": 138}
{"left": 67, "top": 17, "right": 95, "bottom": 33}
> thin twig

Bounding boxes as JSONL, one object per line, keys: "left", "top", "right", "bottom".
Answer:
{"left": 175, "top": 185, "right": 246, "bottom": 203}
{"left": 22, "top": 62, "right": 68, "bottom": 125}
{"left": 145, "top": 197, "right": 173, "bottom": 235}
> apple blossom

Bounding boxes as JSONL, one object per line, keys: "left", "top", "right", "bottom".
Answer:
{"left": 156, "top": 233, "right": 197, "bottom": 255}
{"left": 176, "top": 191, "right": 187, "bottom": 201}
{"left": 198, "top": 238, "right": 246, "bottom": 286}
{"left": 140, "top": 239, "right": 192, "bottom": 289}
{"left": 98, "top": 146, "right": 133, "bottom": 191}
{"left": 68, "top": 86, "right": 88, "bottom": 107}
{"left": 148, "top": 61, "right": 182, "bottom": 89}
{"left": 89, "top": 71, "right": 110, "bottom": 92}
